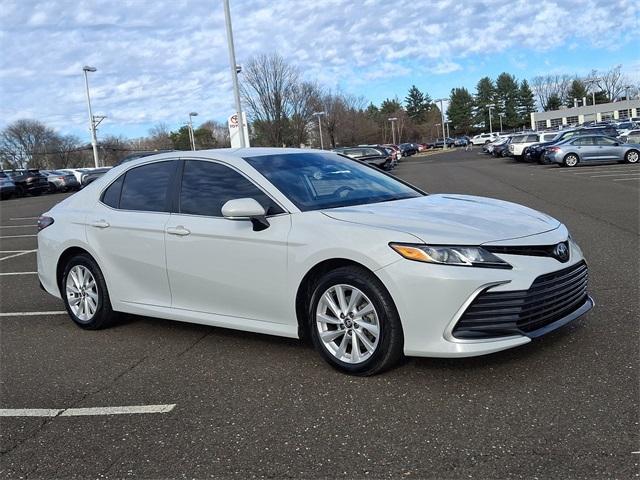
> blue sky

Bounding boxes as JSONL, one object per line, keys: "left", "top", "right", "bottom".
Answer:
{"left": 1, "top": 0, "right": 638, "bottom": 140}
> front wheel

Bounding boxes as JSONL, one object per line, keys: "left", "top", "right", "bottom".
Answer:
{"left": 625, "top": 149, "right": 639, "bottom": 164}
{"left": 308, "top": 266, "right": 404, "bottom": 376}
{"left": 62, "top": 253, "right": 117, "bottom": 329}
{"left": 563, "top": 153, "right": 579, "bottom": 167}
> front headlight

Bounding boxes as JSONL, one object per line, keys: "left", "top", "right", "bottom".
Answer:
{"left": 389, "top": 243, "right": 512, "bottom": 269}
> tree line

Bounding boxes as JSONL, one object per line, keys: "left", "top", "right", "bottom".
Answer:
{"left": 0, "top": 119, "right": 231, "bottom": 170}
{"left": 531, "top": 65, "right": 633, "bottom": 111}
{"left": 2, "top": 54, "right": 636, "bottom": 170}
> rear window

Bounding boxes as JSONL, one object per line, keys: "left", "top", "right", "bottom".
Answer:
{"left": 511, "top": 135, "right": 528, "bottom": 143}
{"left": 119, "top": 161, "right": 176, "bottom": 212}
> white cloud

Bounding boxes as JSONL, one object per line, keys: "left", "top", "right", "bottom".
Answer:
{"left": 0, "top": 0, "right": 638, "bottom": 136}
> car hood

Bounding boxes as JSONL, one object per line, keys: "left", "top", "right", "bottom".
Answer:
{"left": 321, "top": 194, "right": 560, "bottom": 245}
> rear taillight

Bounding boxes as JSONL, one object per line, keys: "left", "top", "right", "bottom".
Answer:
{"left": 547, "top": 146, "right": 561, "bottom": 152}
{"left": 37, "top": 216, "right": 54, "bottom": 231}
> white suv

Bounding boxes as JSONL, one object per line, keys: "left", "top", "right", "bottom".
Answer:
{"left": 471, "top": 133, "right": 499, "bottom": 145}
{"left": 508, "top": 133, "right": 555, "bottom": 160}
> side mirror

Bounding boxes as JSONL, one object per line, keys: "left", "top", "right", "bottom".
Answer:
{"left": 221, "top": 198, "right": 270, "bottom": 231}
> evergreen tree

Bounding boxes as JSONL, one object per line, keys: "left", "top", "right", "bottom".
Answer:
{"left": 495, "top": 73, "right": 519, "bottom": 130}
{"left": 447, "top": 87, "right": 474, "bottom": 134}
{"left": 404, "top": 85, "right": 431, "bottom": 123}
{"left": 545, "top": 94, "right": 562, "bottom": 111}
{"left": 380, "top": 98, "right": 403, "bottom": 115}
{"left": 365, "top": 103, "right": 379, "bottom": 118}
{"left": 566, "top": 79, "right": 588, "bottom": 107}
{"left": 518, "top": 80, "right": 536, "bottom": 127}
{"left": 474, "top": 77, "right": 496, "bottom": 131}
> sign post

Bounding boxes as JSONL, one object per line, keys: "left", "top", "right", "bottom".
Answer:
{"left": 228, "top": 112, "right": 250, "bottom": 148}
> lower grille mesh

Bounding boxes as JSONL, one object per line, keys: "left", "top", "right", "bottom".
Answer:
{"left": 453, "top": 261, "right": 589, "bottom": 339}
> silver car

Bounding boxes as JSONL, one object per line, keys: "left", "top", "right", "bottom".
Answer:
{"left": 544, "top": 135, "right": 640, "bottom": 167}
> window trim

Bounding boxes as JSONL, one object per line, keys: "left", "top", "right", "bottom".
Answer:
{"left": 98, "top": 159, "right": 180, "bottom": 213}
{"left": 174, "top": 158, "right": 289, "bottom": 219}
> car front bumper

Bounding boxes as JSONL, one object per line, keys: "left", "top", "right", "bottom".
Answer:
{"left": 376, "top": 231, "right": 592, "bottom": 357}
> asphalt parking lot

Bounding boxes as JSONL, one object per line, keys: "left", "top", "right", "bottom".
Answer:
{"left": 1, "top": 150, "right": 638, "bottom": 479}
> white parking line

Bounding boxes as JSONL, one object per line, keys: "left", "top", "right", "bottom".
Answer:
{"left": 557, "top": 165, "right": 640, "bottom": 172}
{"left": 0, "top": 271, "right": 37, "bottom": 276}
{"left": 613, "top": 177, "right": 640, "bottom": 181}
{"left": 0, "top": 250, "right": 36, "bottom": 261}
{"left": 0, "top": 250, "right": 29, "bottom": 253}
{"left": 0, "top": 225, "right": 37, "bottom": 229}
{"left": 9, "top": 217, "right": 39, "bottom": 220}
{"left": 588, "top": 173, "right": 640, "bottom": 178}
{"left": 0, "top": 234, "right": 37, "bottom": 239}
{"left": 0, "top": 311, "right": 67, "bottom": 317}
{"left": 572, "top": 170, "right": 640, "bottom": 175}
{"left": 0, "top": 404, "right": 176, "bottom": 417}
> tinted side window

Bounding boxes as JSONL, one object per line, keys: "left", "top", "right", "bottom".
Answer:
{"left": 101, "top": 175, "right": 124, "bottom": 208}
{"left": 119, "top": 161, "right": 176, "bottom": 212}
{"left": 596, "top": 137, "right": 616, "bottom": 146}
{"left": 179, "top": 160, "right": 283, "bottom": 217}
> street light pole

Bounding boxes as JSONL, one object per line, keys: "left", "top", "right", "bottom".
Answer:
{"left": 188, "top": 112, "right": 198, "bottom": 150}
{"left": 82, "top": 66, "right": 100, "bottom": 167}
{"left": 435, "top": 99, "right": 447, "bottom": 149}
{"left": 486, "top": 103, "right": 496, "bottom": 134}
{"left": 312, "top": 112, "right": 325, "bottom": 149}
{"left": 498, "top": 112, "right": 504, "bottom": 133}
{"left": 223, "top": 0, "right": 246, "bottom": 148}
{"left": 388, "top": 117, "right": 398, "bottom": 144}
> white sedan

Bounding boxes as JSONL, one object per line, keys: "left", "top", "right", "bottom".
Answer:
{"left": 37, "top": 148, "right": 593, "bottom": 375}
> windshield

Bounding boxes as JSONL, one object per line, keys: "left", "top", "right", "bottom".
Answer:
{"left": 244, "top": 152, "right": 424, "bottom": 211}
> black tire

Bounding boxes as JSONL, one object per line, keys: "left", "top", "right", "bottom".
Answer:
{"left": 563, "top": 153, "right": 579, "bottom": 167}
{"left": 307, "top": 266, "right": 404, "bottom": 376}
{"left": 15, "top": 185, "right": 26, "bottom": 197}
{"left": 625, "top": 149, "right": 639, "bottom": 164}
{"left": 61, "top": 253, "right": 117, "bottom": 330}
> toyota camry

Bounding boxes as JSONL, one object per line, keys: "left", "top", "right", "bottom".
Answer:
{"left": 37, "top": 148, "right": 593, "bottom": 375}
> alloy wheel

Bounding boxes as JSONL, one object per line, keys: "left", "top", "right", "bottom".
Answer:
{"left": 315, "top": 284, "right": 380, "bottom": 364}
{"left": 626, "top": 150, "right": 639, "bottom": 163}
{"left": 565, "top": 154, "right": 579, "bottom": 167}
{"left": 66, "top": 265, "right": 99, "bottom": 321}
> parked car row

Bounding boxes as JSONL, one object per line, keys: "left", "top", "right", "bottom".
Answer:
{"left": 0, "top": 166, "right": 112, "bottom": 199}
{"left": 478, "top": 125, "right": 640, "bottom": 167}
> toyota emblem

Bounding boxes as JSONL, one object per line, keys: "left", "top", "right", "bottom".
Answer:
{"left": 554, "top": 242, "right": 569, "bottom": 262}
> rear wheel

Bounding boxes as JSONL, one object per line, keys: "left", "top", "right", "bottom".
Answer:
{"left": 563, "top": 153, "right": 579, "bottom": 167}
{"left": 62, "top": 254, "right": 116, "bottom": 329}
{"left": 308, "top": 266, "right": 404, "bottom": 376}
{"left": 625, "top": 149, "right": 639, "bottom": 164}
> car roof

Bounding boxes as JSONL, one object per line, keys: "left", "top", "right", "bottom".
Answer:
{"left": 111, "top": 147, "right": 327, "bottom": 170}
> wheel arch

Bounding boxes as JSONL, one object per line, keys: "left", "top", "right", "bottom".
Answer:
{"left": 295, "top": 258, "right": 386, "bottom": 341}
{"left": 56, "top": 246, "right": 94, "bottom": 295}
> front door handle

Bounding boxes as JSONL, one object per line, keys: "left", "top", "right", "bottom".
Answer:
{"left": 166, "top": 226, "right": 191, "bottom": 236}
{"left": 90, "top": 219, "right": 110, "bottom": 229}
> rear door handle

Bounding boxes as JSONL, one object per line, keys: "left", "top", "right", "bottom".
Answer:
{"left": 166, "top": 226, "right": 191, "bottom": 236}
{"left": 90, "top": 220, "right": 110, "bottom": 229}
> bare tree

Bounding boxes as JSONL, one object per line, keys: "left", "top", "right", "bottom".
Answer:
{"left": 47, "top": 134, "right": 83, "bottom": 169}
{"left": 531, "top": 74, "right": 573, "bottom": 110}
{"left": 200, "top": 120, "right": 231, "bottom": 148}
{"left": 143, "top": 123, "right": 174, "bottom": 150}
{"left": 241, "top": 53, "right": 299, "bottom": 146}
{"left": 0, "top": 119, "right": 59, "bottom": 169}
{"left": 289, "top": 81, "right": 322, "bottom": 147}
{"left": 592, "top": 65, "right": 627, "bottom": 102}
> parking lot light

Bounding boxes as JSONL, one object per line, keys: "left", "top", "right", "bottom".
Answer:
{"left": 188, "top": 112, "right": 198, "bottom": 151}
{"left": 435, "top": 99, "right": 447, "bottom": 149}
{"left": 486, "top": 104, "right": 496, "bottom": 134}
{"left": 388, "top": 117, "right": 398, "bottom": 145}
{"left": 499, "top": 113, "right": 505, "bottom": 133}
{"left": 312, "top": 112, "right": 325, "bottom": 149}
{"left": 223, "top": 0, "right": 246, "bottom": 148}
{"left": 82, "top": 66, "right": 100, "bottom": 168}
